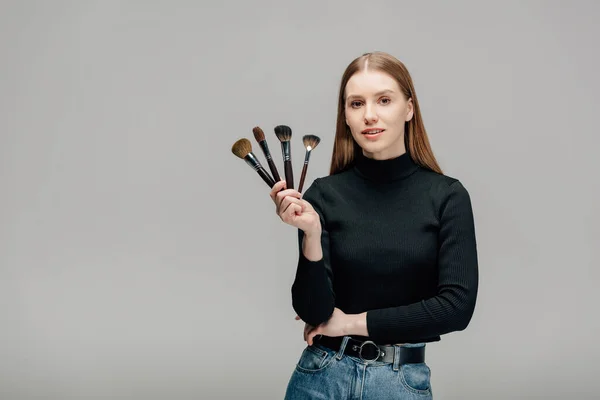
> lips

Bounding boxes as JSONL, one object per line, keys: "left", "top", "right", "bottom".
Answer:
{"left": 361, "top": 129, "right": 385, "bottom": 141}
{"left": 362, "top": 129, "right": 385, "bottom": 135}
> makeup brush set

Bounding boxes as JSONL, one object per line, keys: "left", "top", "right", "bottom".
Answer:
{"left": 231, "top": 125, "right": 321, "bottom": 193}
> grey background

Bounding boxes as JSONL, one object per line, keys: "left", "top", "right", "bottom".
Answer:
{"left": 1, "top": 1, "right": 598, "bottom": 399}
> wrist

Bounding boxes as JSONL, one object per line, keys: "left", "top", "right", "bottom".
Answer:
{"left": 303, "top": 226, "right": 322, "bottom": 239}
{"left": 345, "top": 312, "right": 368, "bottom": 336}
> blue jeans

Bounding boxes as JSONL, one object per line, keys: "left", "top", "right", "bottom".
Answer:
{"left": 284, "top": 336, "right": 433, "bottom": 399}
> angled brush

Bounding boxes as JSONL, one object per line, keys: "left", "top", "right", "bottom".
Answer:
{"left": 298, "top": 134, "right": 321, "bottom": 193}
{"left": 274, "top": 125, "right": 294, "bottom": 189}
{"left": 231, "top": 138, "right": 276, "bottom": 188}
{"left": 252, "top": 126, "right": 281, "bottom": 182}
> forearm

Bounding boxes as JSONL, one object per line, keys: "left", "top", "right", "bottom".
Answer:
{"left": 302, "top": 229, "right": 323, "bottom": 261}
{"left": 343, "top": 291, "right": 476, "bottom": 341}
{"left": 291, "top": 179, "right": 335, "bottom": 327}
{"left": 291, "top": 228, "right": 335, "bottom": 327}
{"left": 366, "top": 283, "right": 478, "bottom": 344}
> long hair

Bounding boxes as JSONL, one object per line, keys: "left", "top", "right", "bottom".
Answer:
{"left": 329, "top": 51, "right": 443, "bottom": 175}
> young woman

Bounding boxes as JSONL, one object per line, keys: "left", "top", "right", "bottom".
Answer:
{"left": 270, "top": 51, "right": 479, "bottom": 399}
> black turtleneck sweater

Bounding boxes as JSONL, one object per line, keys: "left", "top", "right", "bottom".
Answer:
{"left": 290, "top": 151, "right": 478, "bottom": 345}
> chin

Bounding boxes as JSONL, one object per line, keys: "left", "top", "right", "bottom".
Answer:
{"left": 357, "top": 140, "right": 387, "bottom": 153}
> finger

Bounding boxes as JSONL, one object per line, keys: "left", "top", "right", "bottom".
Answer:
{"left": 270, "top": 180, "right": 286, "bottom": 200}
{"left": 299, "top": 199, "right": 314, "bottom": 211}
{"left": 304, "top": 323, "right": 313, "bottom": 342}
{"left": 307, "top": 329, "right": 320, "bottom": 346}
{"left": 275, "top": 189, "right": 302, "bottom": 209}
{"left": 280, "top": 197, "right": 306, "bottom": 215}
{"left": 283, "top": 204, "right": 303, "bottom": 223}
{"left": 275, "top": 192, "right": 302, "bottom": 213}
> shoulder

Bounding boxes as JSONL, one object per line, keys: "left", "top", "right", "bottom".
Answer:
{"left": 300, "top": 170, "right": 355, "bottom": 217}
{"left": 414, "top": 168, "right": 473, "bottom": 213}
{"left": 302, "top": 169, "right": 355, "bottom": 196}
{"left": 317, "top": 168, "right": 355, "bottom": 186}
{"left": 415, "top": 167, "right": 468, "bottom": 194}
{"left": 414, "top": 167, "right": 457, "bottom": 186}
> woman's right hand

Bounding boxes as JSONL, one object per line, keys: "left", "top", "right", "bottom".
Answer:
{"left": 270, "top": 180, "right": 321, "bottom": 236}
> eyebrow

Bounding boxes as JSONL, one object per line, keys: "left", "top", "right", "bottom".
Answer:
{"left": 346, "top": 89, "right": 395, "bottom": 100}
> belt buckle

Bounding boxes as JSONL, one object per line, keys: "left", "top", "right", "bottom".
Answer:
{"left": 357, "top": 340, "right": 381, "bottom": 362}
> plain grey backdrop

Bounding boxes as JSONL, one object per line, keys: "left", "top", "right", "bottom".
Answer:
{"left": 1, "top": 1, "right": 598, "bottom": 399}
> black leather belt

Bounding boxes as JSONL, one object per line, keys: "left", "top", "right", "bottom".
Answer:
{"left": 315, "top": 335, "right": 425, "bottom": 364}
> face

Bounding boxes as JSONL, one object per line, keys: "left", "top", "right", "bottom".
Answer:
{"left": 344, "top": 69, "right": 414, "bottom": 160}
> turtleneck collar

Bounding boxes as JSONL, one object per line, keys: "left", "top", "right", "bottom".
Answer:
{"left": 353, "top": 150, "right": 419, "bottom": 183}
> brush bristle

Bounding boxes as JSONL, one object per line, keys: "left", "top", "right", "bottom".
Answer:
{"left": 303, "top": 134, "right": 321, "bottom": 150}
{"left": 274, "top": 125, "right": 292, "bottom": 142}
{"left": 252, "top": 126, "right": 265, "bottom": 142}
{"left": 231, "top": 138, "right": 252, "bottom": 159}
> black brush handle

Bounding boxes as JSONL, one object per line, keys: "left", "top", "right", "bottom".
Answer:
{"left": 281, "top": 141, "right": 294, "bottom": 189}
{"left": 257, "top": 167, "right": 276, "bottom": 188}
{"left": 244, "top": 153, "right": 275, "bottom": 188}
{"left": 298, "top": 164, "right": 308, "bottom": 193}
{"left": 258, "top": 140, "right": 281, "bottom": 182}
{"left": 267, "top": 158, "right": 281, "bottom": 183}
{"left": 284, "top": 161, "right": 294, "bottom": 190}
{"left": 298, "top": 150, "right": 311, "bottom": 193}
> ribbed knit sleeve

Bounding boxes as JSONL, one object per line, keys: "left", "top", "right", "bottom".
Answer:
{"left": 366, "top": 180, "right": 479, "bottom": 344}
{"left": 290, "top": 179, "right": 336, "bottom": 327}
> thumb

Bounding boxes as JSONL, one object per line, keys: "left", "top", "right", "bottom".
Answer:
{"left": 300, "top": 199, "right": 314, "bottom": 211}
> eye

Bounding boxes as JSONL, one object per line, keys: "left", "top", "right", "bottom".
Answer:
{"left": 379, "top": 97, "right": 391, "bottom": 105}
{"left": 350, "top": 100, "right": 363, "bottom": 108}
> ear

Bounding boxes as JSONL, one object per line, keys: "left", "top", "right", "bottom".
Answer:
{"left": 405, "top": 98, "right": 414, "bottom": 122}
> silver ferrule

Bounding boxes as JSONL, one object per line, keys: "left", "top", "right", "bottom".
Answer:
{"left": 281, "top": 141, "right": 291, "bottom": 162}
{"left": 259, "top": 141, "right": 272, "bottom": 161}
{"left": 244, "top": 152, "right": 261, "bottom": 171}
{"left": 304, "top": 149, "right": 311, "bottom": 164}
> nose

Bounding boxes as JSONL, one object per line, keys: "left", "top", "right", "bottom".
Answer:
{"left": 363, "top": 103, "right": 378, "bottom": 124}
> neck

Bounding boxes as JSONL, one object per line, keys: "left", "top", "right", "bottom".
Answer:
{"left": 353, "top": 150, "right": 419, "bottom": 183}
{"left": 362, "top": 141, "right": 406, "bottom": 160}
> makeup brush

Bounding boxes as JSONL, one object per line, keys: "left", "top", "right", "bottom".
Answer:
{"left": 274, "top": 125, "right": 294, "bottom": 189}
{"left": 252, "top": 126, "right": 281, "bottom": 183}
{"left": 231, "top": 138, "right": 276, "bottom": 188}
{"left": 298, "top": 134, "right": 321, "bottom": 193}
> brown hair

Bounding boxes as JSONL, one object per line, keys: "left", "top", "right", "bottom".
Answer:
{"left": 329, "top": 51, "right": 443, "bottom": 175}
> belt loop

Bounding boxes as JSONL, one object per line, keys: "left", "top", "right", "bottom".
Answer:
{"left": 336, "top": 336, "right": 350, "bottom": 360}
{"left": 392, "top": 345, "right": 401, "bottom": 371}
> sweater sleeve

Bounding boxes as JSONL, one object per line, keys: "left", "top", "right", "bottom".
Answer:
{"left": 290, "top": 179, "right": 336, "bottom": 327}
{"left": 366, "top": 180, "right": 479, "bottom": 344}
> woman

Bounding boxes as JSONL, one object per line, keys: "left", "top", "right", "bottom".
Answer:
{"left": 270, "top": 51, "right": 479, "bottom": 399}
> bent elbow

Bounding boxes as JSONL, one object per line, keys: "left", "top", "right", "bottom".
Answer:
{"left": 453, "top": 301, "right": 476, "bottom": 331}
{"left": 292, "top": 297, "right": 335, "bottom": 327}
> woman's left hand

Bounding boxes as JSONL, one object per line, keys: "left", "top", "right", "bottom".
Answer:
{"left": 295, "top": 307, "right": 351, "bottom": 346}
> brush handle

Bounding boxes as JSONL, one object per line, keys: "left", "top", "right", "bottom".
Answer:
{"left": 298, "top": 150, "right": 311, "bottom": 193}
{"left": 244, "top": 153, "right": 276, "bottom": 188}
{"left": 298, "top": 164, "right": 308, "bottom": 193}
{"left": 281, "top": 141, "right": 294, "bottom": 189}
{"left": 257, "top": 167, "right": 276, "bottom": 188}
{"left": 284, "top": 161, "right": 294, "bottom": 190}
{"left": 258, "top": 141, "right": 281, "bottom": 182}
{"left": 267, "top": 158, "right": 281, "bottom": 183}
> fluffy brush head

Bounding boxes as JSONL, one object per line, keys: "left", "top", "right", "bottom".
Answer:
{"left": 302, "top": 134, "right": 321, "bottom": 150}
{"left": 231, "top": 138, "right": 252, "bottom": 159}
{"left": 274, "top": 125, "right": 292, "bottom": 142}
{"left": 252, "top": 126, "right": 265, "bottom": 142}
